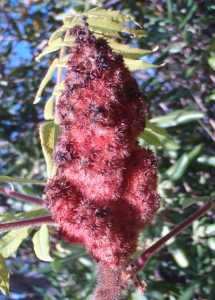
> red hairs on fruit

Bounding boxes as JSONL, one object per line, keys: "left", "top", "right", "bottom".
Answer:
{"left": 45, "top": 19, "right": 160, "bottom": 272}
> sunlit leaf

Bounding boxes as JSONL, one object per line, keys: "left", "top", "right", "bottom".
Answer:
{"left": 208, "top": 57, "right": 215, "bottom": 71}
{"left": 124, "top": 58, "right": 162, "bottom": 71}
{"left": 162, "top": 226, "right": 189, "bottom": 268}
{"left": 205, "top": 224, "right": 215, "bottom": 235}
{"left": 150, "top": 110, "right": 205, "bottom": 127}
{"left": 49, "top": 30, "right": 64, "bottom": 44}
{"left": 0, "top": 212, "right": 16, "bottom": 222}
{"left": 183, "top": 196, "right": 215, "bottom": 209}
{"left": 187, "top": 143, "right": 204, "bottom": 160}
{"left": 0, "top": 207, "right": 48, "bottom": 224}
{"left": 39, "top": 121, "right": 61, "bottom": 178}
{"left": 16, "top": 207, "right": 50, "bottom": 220}
{"left": 140, "top": 130, "right": 163, "bottom": 147}
{"left": 33, "top": 225, "right": 53, "bottom": 262}
{"left": 165, "top": 144, "right": 203, "bottom": 181}
{"left": 140, "top": 123, "right": 179, "bottom": 149}
{"left": 35, "top": 38, "right": 62, "bottom": 62}
{"left": 108, "top": 41, "right": 152, "bottom": 59}
{"left": 209, "top": 93, "right": 215, "bottom": 100}
{"left": 0, "top": 228, "right": 31, "bottom": 257}
{"left": 44, "top": 95, "right": 55, "bottom": 120}
{"left": 146, "top": 121, "right": 171, "bottom": 137}
{"left": 35, "top": 38, "right": 74, "bottom": 63}
{"left": 0, "top": 175, "right": 45, "bottom": 185}
{"left": 86, "top": 8, "right": 131, "bottom": 23}
{"left": 207, "top": 237, "right": 215, "bottom": 251}
{"left": 87, "top": 18, "right": 145, "bottom": 38}
{"left": 165, "top": 153, "right": 190, "bottom": 180}
{"left": 0, "top": 253, "right": 9, "bottom": 296}
{"left": 197, "top": 155, "right": 215, "bottom": 167}
{"left": 34, "top": 58, "right": 59, "bottom": 103}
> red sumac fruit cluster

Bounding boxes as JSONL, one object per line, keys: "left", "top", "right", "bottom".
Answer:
{"left": 45, "top": 20, "right": 161, "bottom": 270}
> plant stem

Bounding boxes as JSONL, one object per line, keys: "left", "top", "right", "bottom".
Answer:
{"left": 0, "top": 216, "right": 57, "bottom": 232}
{"left": 128, "top": 198, "right": 215, "bottom": 274}
{"left": 0, "top": 187, "right": 45, "bottom": 207}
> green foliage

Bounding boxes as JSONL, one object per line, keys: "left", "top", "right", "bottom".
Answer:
{"left": 0, "top": 254, "right": 10, "bottom": 296}
{"left": 0, "top": 176, "right": 45, "bottom": 185}
{"left": 150, "top": 110, "right": 206, "bottom": 128}
{"left": 33, "top": 225, "right": 53, "bottom": 262}
{"left": 183, "top": 196, "right": 215, "bottom": 209}
{"left": 34, "top": 7, "right": 162, "bottom": 107}
{"left": 39, "top": 121, "right": 61, "bottom": 178}
{"left": 0, "top": 228, "right": 31, "bottom": 258}
{"left": 0, "top": 0, "right": 215, "bottom": 299}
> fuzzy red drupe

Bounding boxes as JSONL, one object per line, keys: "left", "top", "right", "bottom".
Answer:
{"left": 45, "top": 20, "right": 161, "bottom": 271}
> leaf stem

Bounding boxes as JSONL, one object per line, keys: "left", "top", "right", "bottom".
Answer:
{"left": 0, "top": 216, "right": 57, "bottom": 232}
{"left": 0, "top": 187, "right": 45, "bottom": 207}
{"left": 128, "top": 198, "right": 215, "bottom": 274}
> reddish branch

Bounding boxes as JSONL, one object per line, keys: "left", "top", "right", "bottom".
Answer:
{"left": 0, "top": 187, "right": 45, "bottom": 207}
{"left": 0, "top": 216, "right": 57, "bottom": 232}
{"left": 125, "top": 198, "right": 215, "bottom": 277}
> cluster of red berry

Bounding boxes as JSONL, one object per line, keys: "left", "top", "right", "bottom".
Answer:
{"left": 45, "top": 20, "right": 160, "bottom": 270}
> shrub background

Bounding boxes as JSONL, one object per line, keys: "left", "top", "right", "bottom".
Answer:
{"left": 0, "top": 0, "right": 215, "bottom": 299}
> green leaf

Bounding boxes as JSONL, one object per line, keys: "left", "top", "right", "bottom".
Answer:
{"left": 177, "top": 283, "right": 195, "bottom": 300}
{"left": 197, "top": 155, "right": 215, "bottom": 167}
{"left": 35, "top": 46, "right": 61, "bottom": 63}
{"left": 86, "top": 8, "right": 131, "bottom": 23}
{"left": 167, "top": 0, "right": 173, "bottom": 22}
{"left": 0, "top": 175, "right": 45, "bottom": 185}
{"left": 183, "top": 196, "right": 215, "bottom": 209}
{"left": 34, "top": 58, "right": 59, "bottom": 103}
{"left": 162, "top": 226, "right": 189, "bottom": 268}
{"left": 208, "top": 57, "right": 215, "bottom": 71}
{"left": 146, "top": 121, "right": 171, "bottom": 137}
{"left": 108, "top": 41, "right": 152, "bottom": 59}
{"left": 34, "top": 249, "right": 86, "bottom": 274}
{"left": 0, "top": 253, "right": 9, "bottom": 296}
{"left": 0, "top": 212, "right": 16, "bottom": 222}
{"left": 39, "top": 121, "right": 61, "bottom": 178}
{"left": 0, "top": 228, "right": 31, "bottom": 257}
{"left": 52, "top": 258, "right": 63, "bottom": 272}
{"left": 205, "top": 224, "right": 215, "bottom": 235}
{"left": 44, "top": 95, "right": 55, "bottom": 120}
{"left": 87, "top": 18, "right": 145, "bottom": 39}
{"left": 0, "top": 207, "right": 49, "bottom": 224}
{"left": 143, "top": 122, "right": 179, "bottom": 150}
{"left": 33, "top": 225, "right": 53, "bottom": 262}
{"left": 140, "top": 129, "right": 163, "bottom": 147}
{"left": 165, "top": 150, "right": 193, "bottom": 179}
{"left": 156, "top": 135, "right": 179, "bottom": 150}
{"left": 209, "top": 93, "right": 215, "bottom": 100}
{"left": 124, "top": 58, "right": 161, "bottom": 71}
{"left": 16, "top": 207, "right": 50, "bottom": 221}
{"left": 86, "top": 9, "right": 146, "bottom": 35}
{"left": 49, "top": 29, "right": 64, "bottom": 44}
{"left": 179, "top": 4, "right": 197, "bottom": 28}
{"left": 207, "top": 237, "right": 215, "bottom": 250}
{"left": 150, "top": 110, "right": 205, "bottom": 127}
{"left": 187, "top": 143, "right": 204, "bottom": 160}
{"left": 165, "top": 144, "right": 203, "bottom": 181}
{"left": 44, "top": 81, "right": 65, "bottom": 120}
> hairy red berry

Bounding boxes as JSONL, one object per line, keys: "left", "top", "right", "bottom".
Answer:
{"left": 45, "top": 19, "right": 161, "bottom": 269}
